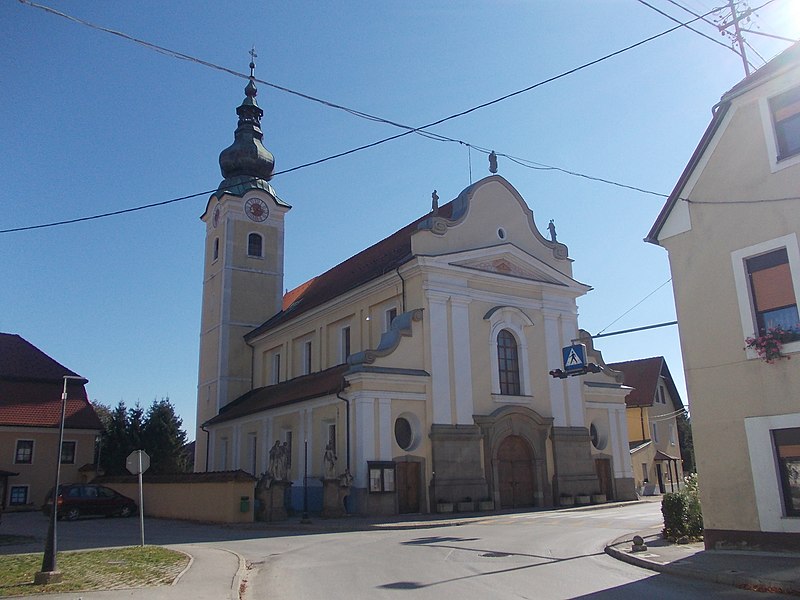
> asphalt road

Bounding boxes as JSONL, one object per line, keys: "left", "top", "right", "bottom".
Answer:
{"left": 230, "top": 503, "right": 769, "bottom": 600}
{"left": 1, "top": 503, "right": 770, "bottom": 599}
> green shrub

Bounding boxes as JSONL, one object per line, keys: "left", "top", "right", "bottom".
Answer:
{"left": 661, "top": 473, "right": 703, "bottom": 541}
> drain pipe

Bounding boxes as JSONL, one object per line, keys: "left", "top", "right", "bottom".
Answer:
{"left": 201, "top": 424, "right": 210, "bottom": 472}
{"left": 395, "top": 266, "right": 406, "bottom": 312}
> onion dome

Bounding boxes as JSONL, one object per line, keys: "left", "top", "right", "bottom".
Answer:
{"left": 218, "top": 59, "right": 275, "bottom": 182}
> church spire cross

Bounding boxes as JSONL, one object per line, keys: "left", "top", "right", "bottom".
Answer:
{"left": 249, "top": 46, "right": 257, "bottom": 78}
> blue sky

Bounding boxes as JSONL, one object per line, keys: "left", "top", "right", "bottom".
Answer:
{"left": 2, "top": 1, "right": 797, "bottom": 440}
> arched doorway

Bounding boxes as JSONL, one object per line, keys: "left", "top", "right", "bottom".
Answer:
{"left": 497, "top": 435, "right": 535, "bottom": 508}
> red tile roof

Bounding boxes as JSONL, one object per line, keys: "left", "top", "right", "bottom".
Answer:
{"left": 0, "top": 333, "right": 102, "bottom": 430}
{"left": 608, "top": 356, "right": 683, "bottom": 411}
{"left": 204, "top": 364, "right": 349, "bottom": 426}
{"left": 246, "top": 201, "right": 455, "bottom": 340}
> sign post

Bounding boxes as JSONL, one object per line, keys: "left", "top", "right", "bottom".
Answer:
{"left": 126, "top": 450, "right": 150, "bottom": 547}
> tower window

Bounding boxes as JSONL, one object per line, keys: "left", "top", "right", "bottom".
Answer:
{"left": 213, "top": 237, "right": 219, "bottom": 261}
{"left": 248, "top": 233, "right": 263, "bottom": 258}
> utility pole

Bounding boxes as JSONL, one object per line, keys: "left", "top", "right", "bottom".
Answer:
{"left": 717, "top": 0, "right": 752, "bottom": 76}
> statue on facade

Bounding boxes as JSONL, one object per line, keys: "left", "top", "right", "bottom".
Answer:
{"left": 267, "top": 440, "right": 281, "bottom": 480}
{"left": 548, "top": 219, "right": 557, "bottom": 242}
{"left": 338, "top": 468, "right": 353, "bottom": 488}
{"left": 323, "top": 442, "right": 337, "bottom": 480}
{"left": 275, "top": 441, "right": 290, "bottom": 481}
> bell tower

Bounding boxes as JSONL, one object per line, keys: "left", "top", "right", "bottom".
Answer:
{"left": 195, "top": 55, "right": 290, "bottom": 470}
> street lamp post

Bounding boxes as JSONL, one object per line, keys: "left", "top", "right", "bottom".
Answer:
{"left": 35, "top": 375, "right": 84, "bottom": 585}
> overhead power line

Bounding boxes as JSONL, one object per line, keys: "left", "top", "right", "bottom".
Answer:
{"left": 8, "top": 1, "right": 725, "bottom": 233}
{"left": 0, "top": 188, "right": 218, "bottom": 234}
{"left": 635, "top": 0, "right": 754, "bottom": 67}
{"left": 595, "top": 279, "right": 674, "bottom": 336}
{"left": 20, "top": 0, "right": 722, "bottom": 178}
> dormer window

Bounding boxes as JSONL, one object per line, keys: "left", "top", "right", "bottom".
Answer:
{"left": 770, "top": 87, "right": 800, "bottom": 161}
{"left": 248, "top": 233, "right": 263, "bottom": 258}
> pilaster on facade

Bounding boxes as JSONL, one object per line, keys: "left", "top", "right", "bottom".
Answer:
{"left": 542, "top": 309, "right": 567, "bottom": 426}
{"left": 560, "top": 316, "right": 585, "bottom": 428}
{"left": 426, "top": 293, "right": 453, "bottom": 425}
{"left": 449, "top": 296, "right": 474, "bottom": 425}
{"left": 609, "top": 404, "right": 633, "bottom": 478}
{"left": 353, "top": 396, "right": 376, "bottom": 488}
{"left": 378, "top": 398, "right": 393, "bottom": 460}
{"left": 232, "top": 424, "right": 241, "bottom": 470}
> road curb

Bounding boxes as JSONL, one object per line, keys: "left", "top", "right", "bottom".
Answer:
{"left": 604, "top": 539, "right": 800, "bottom": 595}
{"left": 219, "top": 547, "right": 247, "bottom": 600}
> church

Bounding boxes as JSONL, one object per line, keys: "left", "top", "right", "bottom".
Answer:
{"left": 194, "top": 61, "right": 636, "bottom": 515}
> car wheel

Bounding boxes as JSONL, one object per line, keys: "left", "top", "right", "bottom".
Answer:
{"left": 64, "top": 508, "right": 80, "bottom": 521}
{"left": 119, "top": 506, "right": 134, "bottom": 518}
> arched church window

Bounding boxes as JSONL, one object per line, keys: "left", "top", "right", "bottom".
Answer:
{"left": 497, "top": 329, "right": 521, "bottom": 395}
{"left": 213, "top": 237, "right": 219, "bottom": 261}
{"left": 248, "top": 233, "right": 263, "bottom": 257}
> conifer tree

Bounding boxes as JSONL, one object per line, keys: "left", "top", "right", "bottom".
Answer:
{"left": 98, "top": 401, "right": 133, "bottom": 475}
{"left": 142, "top": 397, "right": 189, "bottom": 474}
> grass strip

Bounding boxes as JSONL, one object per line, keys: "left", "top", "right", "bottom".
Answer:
{"left": 0, "top": 546, "right": 189, "bottom": 597}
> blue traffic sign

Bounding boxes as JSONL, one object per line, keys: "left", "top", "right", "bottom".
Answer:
{"left": 562, "top": 344, "right": 587, "bottom": 373}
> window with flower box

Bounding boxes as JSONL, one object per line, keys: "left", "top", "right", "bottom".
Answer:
{"left": 732, "top": 235, "right": 800, "bottom": 359}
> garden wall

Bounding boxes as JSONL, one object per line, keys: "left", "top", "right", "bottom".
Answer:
{"left": 97, "top": 470, "right": 255, "bottom": 523}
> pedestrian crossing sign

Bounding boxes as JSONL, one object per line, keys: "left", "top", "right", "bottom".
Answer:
{"left": 562, "top": 344, "right": 587, "bottom": 373}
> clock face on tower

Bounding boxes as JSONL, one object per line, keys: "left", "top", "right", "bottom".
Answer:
{"left": 244, "top": 197, "right": 269, "bottom": 222}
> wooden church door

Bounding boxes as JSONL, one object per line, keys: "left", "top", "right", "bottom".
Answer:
{"left": 396, "top": 462, "right": 420, "bottom": 514}
{"left": 498, "top": 435, "right": 535, "bottom": 508}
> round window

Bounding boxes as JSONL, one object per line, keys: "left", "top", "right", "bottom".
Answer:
{"left": 497, "top": 228, "right": 506, "bottom": 240}
{"left": 590, "top": 423, "right": 607, "bottom": 450}
{"left": 395, "top": 417, "right": 413, "bottom": 450}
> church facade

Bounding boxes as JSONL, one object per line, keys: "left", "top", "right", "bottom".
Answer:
{"left": 195, "top": 66, "right": 636, "bottom": 515}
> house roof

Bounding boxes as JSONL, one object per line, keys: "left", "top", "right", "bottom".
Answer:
{"left": 654, "top": 449, "right": 681, "bottom": 461}
{"left": 204, "top": 364, "right": 349, "bottom": 426}
{"left": 0, "top": 379, "right": 103, "bottom": 430}
{"left": 646, "top": 42, "right": 800, "bottom": 245}
{"left": 0, "top": 333, "right": 102, "bottom": 431}
{"left": 245, "top": 197, "right": 457, "bottom": 340}
{"left": 608, "top": 356, "right": 684, "bottom": 411}
{"left": 0, "top": 333, "right": 82, "bottom": 382}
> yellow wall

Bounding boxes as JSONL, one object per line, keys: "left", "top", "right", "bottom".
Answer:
{"left": 106, "top": 480, "right": 254, "bottom": 523}
{"left": 1, "top": 428, "right": 99, "bottom": 508}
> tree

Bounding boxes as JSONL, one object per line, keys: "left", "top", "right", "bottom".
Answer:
{"left": 141, "top": 397, "right": 189, "bottom": 474}
{"left": 676, "top": 411, "right": 696, "bottom": 474}
{"left": 98, "top": 401, "right": 134, "bottom": 476}
{"left": 95, "top": 397, "right": 189, "bottom": 475}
